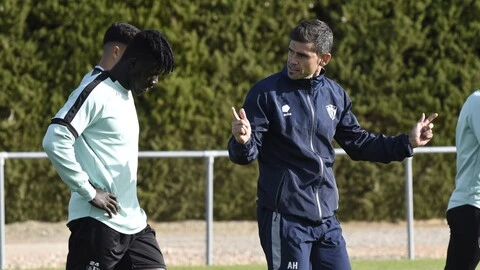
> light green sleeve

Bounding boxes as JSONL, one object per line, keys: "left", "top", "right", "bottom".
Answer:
{"left": 468, "top": 97, "right": 480, "bottom": 142}
{"left": 42, "top": 124, "right": 96, "bottom": 201}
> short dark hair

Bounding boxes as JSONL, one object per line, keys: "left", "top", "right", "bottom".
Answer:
{"left": 289, "top": 19, "right": 333, "bottom": 55}
{"left": 103, "top": 22, "right": 140, "bottom": 46}
{"left": 122, "top": 29, "right": 175, "bottom": 75}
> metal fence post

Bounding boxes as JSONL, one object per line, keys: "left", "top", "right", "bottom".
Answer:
{"left": 0, "top": 153, "right": 5, "bottom": 269}
{"left": 405, "top": 157, "right": 414, "bottom": 260}
{"left": 205, "top": 154, "right": 214, "bottom": 265}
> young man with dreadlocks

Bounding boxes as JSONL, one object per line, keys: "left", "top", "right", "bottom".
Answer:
{"left": 43, "top": 29, "right": 174, "bottom": 270}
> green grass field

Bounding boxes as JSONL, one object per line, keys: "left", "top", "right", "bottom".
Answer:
{"left": 32, "top": 258, "right": 446, "bottom": 270}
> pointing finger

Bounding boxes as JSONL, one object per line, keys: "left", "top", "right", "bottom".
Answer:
{"left": 231, "top": 107, "right": 240, "bottom": 121}
{"left": 417, "top": 113, "right": 425, "bottom": 123}
{"left": 424, "top": 113, "right": 438, "bottom": 124}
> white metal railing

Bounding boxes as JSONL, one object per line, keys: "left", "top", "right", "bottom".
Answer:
{"left": 0, "top": 147, "right": 456, "bottom": 269}
{"left": 404, "top": 146, "right": 456, "bottom": 259}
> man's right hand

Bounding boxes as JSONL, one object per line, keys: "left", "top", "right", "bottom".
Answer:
{"left": 231, "top": 107, "right": 251, "bottom": 144}
{"left": 89, "top": 189, "right": 119, "bottom": 218}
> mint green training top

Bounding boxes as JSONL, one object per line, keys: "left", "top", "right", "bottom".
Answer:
{"left": 42, "top": 72, "right": 147, "bottom": 234}
{"left": 447, "top": 90, "right": 480, "bottom": 211}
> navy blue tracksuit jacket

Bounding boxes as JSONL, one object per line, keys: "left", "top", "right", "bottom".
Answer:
{"left": 228, "top": 67, "right": 413, "bottom": 223}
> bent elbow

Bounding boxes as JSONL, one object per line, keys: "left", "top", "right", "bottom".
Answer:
{"left": 42, "top": 130, "right": 55, "bottom": 155}
{"left": 229, "top": 155, "right": 253, "bottom": 165}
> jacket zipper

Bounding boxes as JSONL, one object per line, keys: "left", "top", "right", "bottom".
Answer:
{"left": 306, "top": 80, "right": 324, "bottom": 221}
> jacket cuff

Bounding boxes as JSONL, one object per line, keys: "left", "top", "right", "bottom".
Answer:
{"left": 77, "top": 181, "right": 97, "bottom": 201}
{"left": 402, "top": 134, "right": 414, "bottom": 157}
{"left": 229, "top": 136, "right": 254, "bottom": 151}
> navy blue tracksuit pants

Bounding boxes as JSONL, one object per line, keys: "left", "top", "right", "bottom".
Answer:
{"left": 257, "top": 207, "right": 351, "bottom": 270}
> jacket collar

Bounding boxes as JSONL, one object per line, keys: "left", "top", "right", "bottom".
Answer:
{"left": 281, "top": 65, "right": 325, "bottom": 90}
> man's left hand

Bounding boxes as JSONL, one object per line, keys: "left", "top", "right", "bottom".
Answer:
{"left": 409, "top": 113, "right": 439, "bottom": 147}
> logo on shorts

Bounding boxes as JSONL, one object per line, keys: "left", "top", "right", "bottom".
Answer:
{"left": 87, "top": 261, "right": 100, "bottom": 270}
{"left": 287, "top": 261, "right": 298, "bottom": 269}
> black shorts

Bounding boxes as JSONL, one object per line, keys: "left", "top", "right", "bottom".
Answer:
{"left": 445, "top": 204, "right": 480, "bottom": 270}
{"left": 66, "top": 217, "right": 166, "bottom": 270}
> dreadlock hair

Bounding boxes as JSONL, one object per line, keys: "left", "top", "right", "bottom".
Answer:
{"left": 122, "top": 29, "right": 175, "bottom": 75}
{"left": 103, "top": 22, "right": 140, "bottom": 46}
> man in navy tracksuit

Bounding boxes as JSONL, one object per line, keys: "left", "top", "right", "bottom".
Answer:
{"left": 228, "top": 19, "right": 438, "bottom": 270}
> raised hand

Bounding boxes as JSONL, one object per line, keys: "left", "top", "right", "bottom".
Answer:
{"left": 231, "top": 107, "right": 251, "bottom": 144}
{"left": 408, "top": 113, "right": 439, "bottom": 147}
{"left": 89, "top": 189, "right": 119, "bottom": 218}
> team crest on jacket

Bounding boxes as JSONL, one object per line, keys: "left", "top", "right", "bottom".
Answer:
{"left": 326, "top": 104, "right": 337, "bottom": 120}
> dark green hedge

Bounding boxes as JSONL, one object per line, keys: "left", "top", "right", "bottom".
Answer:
{"left": 1, "top": 0, "right": 478, "bottom": 223}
